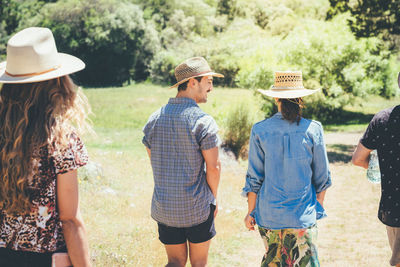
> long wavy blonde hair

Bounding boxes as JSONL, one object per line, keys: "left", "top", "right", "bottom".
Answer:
{"left": 0, "top": 75, "right": 92, "bottom": 215}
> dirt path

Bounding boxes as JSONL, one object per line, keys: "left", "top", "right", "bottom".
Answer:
{"left": 325, "top": 131, "right": 363, "bottom": 146}
{"left": 320, "top": 131, "right": 391, "bottom": 266}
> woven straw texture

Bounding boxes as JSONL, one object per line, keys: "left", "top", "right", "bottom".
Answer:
{"left": 174, "top": 57, "right": 211, "bottom": 83}
{"left": 170, "top": 57, "right": 223, "bottom": 88}
{"left": 272, "top": 71, "right": 304, "bottom": 89}
{"left": 257, "top": 70, "right": 319, "bottom": 99}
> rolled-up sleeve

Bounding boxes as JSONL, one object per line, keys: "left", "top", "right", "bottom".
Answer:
{"left": 242, "top": 127, "right": 265, "bottom": 197}
{"left": 311, "top": 123, "right": 332, "bottom": 193}
{"left": 196, "top": 115, "right": 220, "bottom": 150}
{"left": 360, "top": 113, "right": 379, "bottom": 150}
{"left": 142, "top": 123, "right": 153, "bottom": 149}
{"left": 142, "top": 109, "right": 161, "bottom": 149}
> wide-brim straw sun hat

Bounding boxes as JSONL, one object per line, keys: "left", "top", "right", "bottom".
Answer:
{"left": 257, "top": 71, "right": 319, "bottom": 99}
{"left": 0, "top": 27, "right": 85, "bottom": 84}
{"left": 170, "top": 57, "right": 224, "bottom": 88}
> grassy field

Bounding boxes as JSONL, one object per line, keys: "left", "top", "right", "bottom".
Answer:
{"left": 78, "top": 83, "right": 399, "bottom": 266}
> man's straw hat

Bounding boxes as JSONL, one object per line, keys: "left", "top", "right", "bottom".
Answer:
{"left": 0, "top": 27, "right": 85, "bottom": 84}
{"left": 258, "top": 71, "right": 319, "bottom": 99}
{"left": 170, "top": 57, "right": 223, "bottom": 88}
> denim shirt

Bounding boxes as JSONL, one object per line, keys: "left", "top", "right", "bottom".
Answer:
{"left": 242, "top": 112, "right": 332, "bottom": 229}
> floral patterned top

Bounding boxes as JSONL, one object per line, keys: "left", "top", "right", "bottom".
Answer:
{"left": 0, "top": 133, "right": 88, "bottom": 253}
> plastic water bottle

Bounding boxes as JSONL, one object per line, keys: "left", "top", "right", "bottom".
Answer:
{"left": 367, "top": 150, "right": 381, "bottom": 183}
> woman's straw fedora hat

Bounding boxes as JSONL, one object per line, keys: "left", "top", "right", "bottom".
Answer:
{"left": 170, "top": 57, "right": 224, "bottom": 88}
{"left": 258, "top": 71, "right": 319, "bottom": 99}
{"left": 0, "top": 27, "right": 85, "bottom": 84}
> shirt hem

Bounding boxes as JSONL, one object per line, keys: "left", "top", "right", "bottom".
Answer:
{"left": 315, "top": 180, "right": 332, "bottom": 194}
{"left": 379, "top": 216, "right": 400, "bottom": 228}
{"left": 256, "top": 222, "right": 317, "bottom": 230}
{"left": 0, "top": 243, "right": 66, "bottom": 253}
{"left": 57, "top": 161, "right": 88, "bottom": 175}
{"left": 152, "top": 206, "right": 212, "bottom": 228}
{"left": 360, "top": 138, "right": 376, "bottom": 150}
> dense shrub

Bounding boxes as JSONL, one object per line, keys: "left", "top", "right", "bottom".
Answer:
{"left": 230, "top": 15, "right": 397, "bottom": 121}
{"left": 217, "top": 0, "right": 238, "bottom": 21}
{"left": 235, "top": 47, "right": 278, "bottom": 89}
{"left": 145, "top": 0, "right": 216, "bottom": 85}
{"left": 149, "top": 10, "right": 397, "bottom": 121}
{"left": 0, "top": 26, "right": 6, "bottom": 61}
{"left": 327, "top": 0, "right": 400, "bottom": 51}
{"left": 201, "top": 18, "right": 268, "bottom": 88}
{"left": 208, "top": 53, "right": 240, "bottom": 87}
{"left": 32, "top": 0, "right": 160, "bottom": 86}
{"left": 149, "top": 51, "right": 182, "bottom": 85}
{"left": 222, "top": 104, "right": 253, "bottom": 159}
{"left": 0, "top": 0, "right": 21, "bottom": 35}
{"left": 137, "top": 0, "right": 175, "bottom": 29}
{"left": 0, "top": 0, "right": 46, "bottom": 60}
{"left": 258, "top": 93, "right": 278, "bottom": 118}
{"left": 0, "top": 0, "right": 46, "bottom": 35}
{"left": 137, "top": 0, "right": 215, "bottom": 36}
{"left": 0, "top": 0, "right": 398, "bottom": 119}
{"left": 279, "top": 15, "right": 395, "bottom": 120}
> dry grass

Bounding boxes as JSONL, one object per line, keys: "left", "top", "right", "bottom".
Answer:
{"left": 319, "top": 162, "right": 391, "bottom": 266}
{"left": 80, "top": 142, "right": 393, "bottom": 266}
{"left": 78, "top": 84, "right": 395, "bottom": 266}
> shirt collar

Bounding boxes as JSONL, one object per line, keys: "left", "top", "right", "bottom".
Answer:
{"left": 168, "top": 97, "right": 198, "bottom": 106}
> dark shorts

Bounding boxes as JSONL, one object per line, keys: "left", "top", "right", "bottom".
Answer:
{"left": 0, "top": 248, "right": 52, "bottom": 267}
{"left": 158, "top": 204, "right": 216, "bottom": 245}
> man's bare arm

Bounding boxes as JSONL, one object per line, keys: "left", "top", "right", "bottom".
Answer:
{"left": 352, "top": 142, "right": 372, "bottom": 169}
{"left": 146, "top": 147, "right": 151, "bottom": 159}
{"left": 202, "top": 147, "right": 221, "bottom": 217}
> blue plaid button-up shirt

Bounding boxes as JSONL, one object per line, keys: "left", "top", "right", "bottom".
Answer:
{"left": 143, "top": 97, "right": 219, "bottom": 227}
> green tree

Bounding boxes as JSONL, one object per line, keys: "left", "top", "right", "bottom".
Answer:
{"left": 34, "top": 0, "right": 160, "bottom": 86}
{"left": 217, "top": 0, "right": 237, "bottom": 20}
{"left": 0, "top": 0, "right": 47, "bottom": 60}
{"left": 0, "top": 0, "right": 20, "bottom": 35}
{"left": 0, "top": 0, "right": 45, "bottom": 35}
{"left": 327, "top": 0, "right": 400, "bottom": 50}
{"left": 280, "top": 15, "right": 396, "bottom": 121}
{"left": 0, "top": 26, "right": 6, "bottom": 61}
{"left": 133, "top": 0, "right": 176, "bottom": 30}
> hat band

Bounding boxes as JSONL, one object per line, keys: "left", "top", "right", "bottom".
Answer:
{"left": 271, "top": 87, "right": 306, "bottom": 90}
{"left": 177, "top": 70, "right": 212, "bottom": 83}
{"left": 5, "top": 65, "right": 61, "bottom": 77}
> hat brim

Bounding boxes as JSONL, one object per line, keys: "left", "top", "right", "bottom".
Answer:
{"left": 257, "top": 88, "right": 320, "bottom": 99}
{"left": 0, "top": 53, "right": 85, "bottom": 84}
{"left": 169, "top": 72, "right": 224, "bottom": 89}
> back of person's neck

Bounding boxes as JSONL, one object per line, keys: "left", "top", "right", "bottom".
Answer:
{"left": 176, "top": 91, "right": 197, "bottom": 103}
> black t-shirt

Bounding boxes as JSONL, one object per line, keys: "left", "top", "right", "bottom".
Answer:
{"left": 360, "top": 105, "right": 400, "bottom": 227}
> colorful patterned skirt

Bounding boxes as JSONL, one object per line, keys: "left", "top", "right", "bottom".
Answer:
{"left": 258, "top": 225, "right": 319, "bottom": 267}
